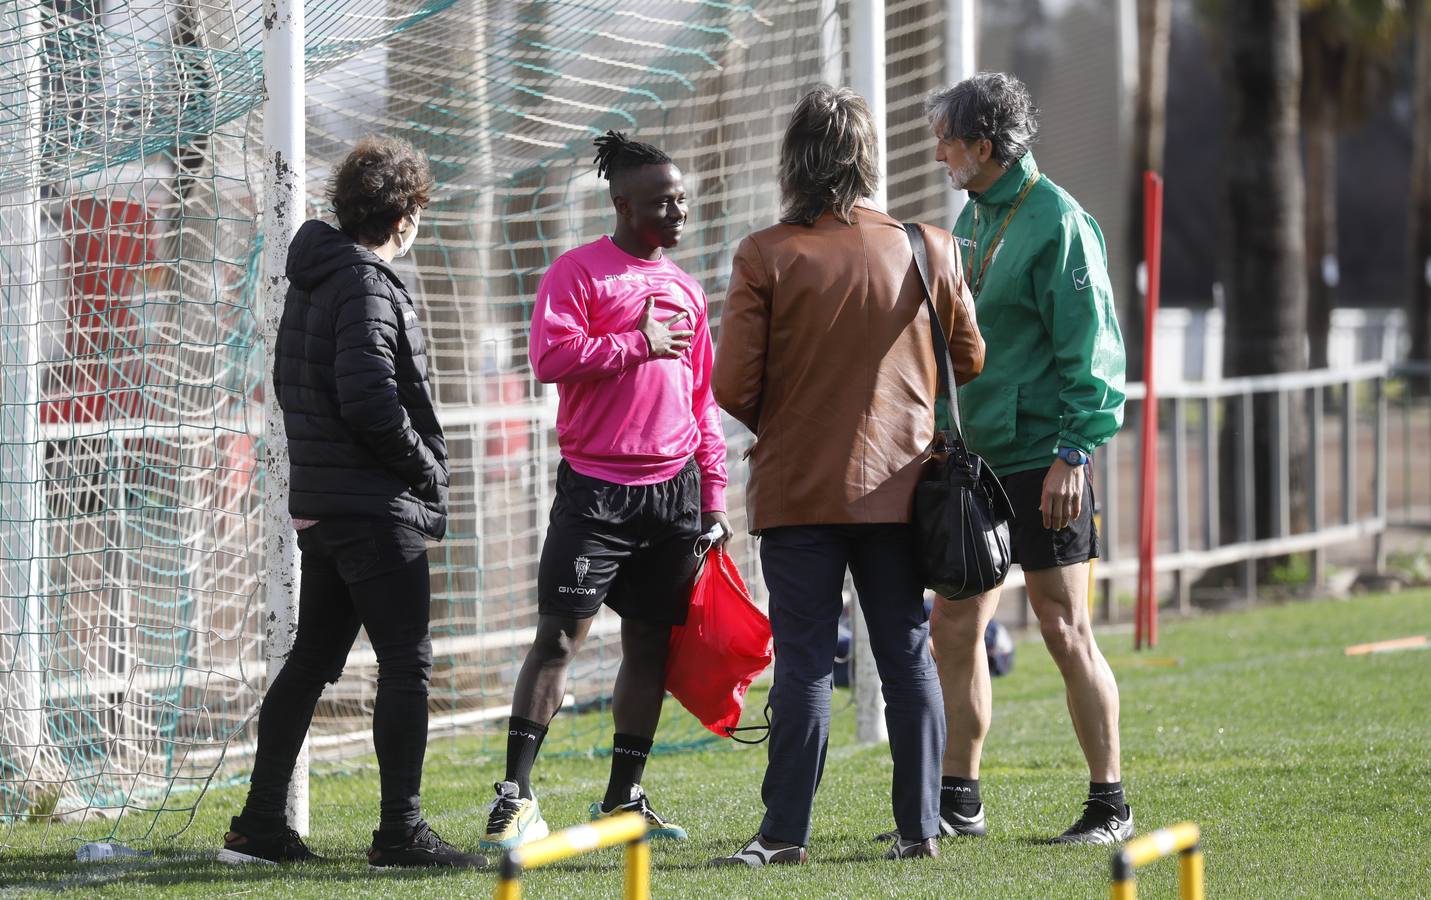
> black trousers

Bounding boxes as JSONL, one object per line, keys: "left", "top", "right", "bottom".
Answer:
{"left": 238, "top": 519, "right": 433, "bottom": 834}
{"left": 758, "top": 524, "right": 945, "bottom": 846}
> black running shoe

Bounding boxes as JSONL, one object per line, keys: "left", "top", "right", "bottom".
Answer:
{"left": 217, "top": 818, "right": 321, "bottom": 866}
{"left": 367, "top": 821, "right": 488, "bottom": 870}
{"left": 940, "top": 804, "right": 988, "bottom": 837}
{"left": 591, "top": 785, "right": 687, "bottom": 841}
{"left": 1049, "top": 800, "right": 1134, "bottom": 845}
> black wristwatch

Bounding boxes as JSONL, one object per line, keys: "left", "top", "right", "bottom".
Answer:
{"left": 1056, "top": 447, "right": 1090, "bottom": 467}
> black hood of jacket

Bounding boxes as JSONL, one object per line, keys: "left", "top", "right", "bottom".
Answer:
{"left": 285, "top": 220, "right": 404, "bottom": 292}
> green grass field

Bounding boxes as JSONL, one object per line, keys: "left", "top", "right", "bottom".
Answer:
{"left": 3, "top": 590, "right": 1429, "bottom": 898}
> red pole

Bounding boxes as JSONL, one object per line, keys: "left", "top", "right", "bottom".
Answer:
{"left": 1136, "top": 171, "right": 1164, "bottom": 650}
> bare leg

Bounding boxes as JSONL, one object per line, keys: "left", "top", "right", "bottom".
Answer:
{"left": 1025, "top": 563, "right": 1120, "bottom": 782}
{"left": 928, "top": 588, "right": 1002, "bottom": 779}
{"left": 510, "top": 614, "right": 594, "bottom": 724}
{"left": 610, "top": 617, "right": 672, "bottom": 738}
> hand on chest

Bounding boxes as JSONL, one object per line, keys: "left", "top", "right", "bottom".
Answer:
{"left": 590, "top": 273, "right": 695, "bottom": 333}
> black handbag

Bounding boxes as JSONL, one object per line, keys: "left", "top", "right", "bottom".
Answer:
{"left": 903, "top": 223, "right": 1015, "bottom": 601}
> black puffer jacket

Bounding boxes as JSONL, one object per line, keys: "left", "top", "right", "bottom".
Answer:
{"left": 274, "top": 220, "right": 448, "bottom": 538}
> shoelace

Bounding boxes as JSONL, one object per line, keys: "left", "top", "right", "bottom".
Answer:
{"left": 412, "top": 822, "right": 454, "bottom": 852}
{"left": 487, "top": 797, "right": 521, "bottom": 832}
{"left": 615, "top": 794, "right": 664, "bottom": 827}
{"left": 607, "top": 793, "right": 669, "bottom": 827}
{"left": 1070, "top": 798, "right": 1122, "bottom": 831}
{"left": 278, "top": 828, "right": 312, "bottom": 857}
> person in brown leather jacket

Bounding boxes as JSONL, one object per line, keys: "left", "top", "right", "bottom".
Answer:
{"left": 708, "top": 86, "right": 984, "bottom": 867}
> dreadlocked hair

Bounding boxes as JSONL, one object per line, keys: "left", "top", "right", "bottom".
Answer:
{"left": 593, "top": 130, "right": 672, "bottom": 182}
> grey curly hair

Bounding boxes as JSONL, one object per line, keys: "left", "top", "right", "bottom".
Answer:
{"left": 925, "top": 72, "right": 1039, "bottom": 169}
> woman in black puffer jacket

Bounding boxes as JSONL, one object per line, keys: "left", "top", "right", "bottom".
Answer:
{"left": 220, "top": 136, "right": 482, "bottom": 870}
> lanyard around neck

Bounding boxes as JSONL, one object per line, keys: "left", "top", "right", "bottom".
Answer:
{"left": 968, "top": 171, "right": 1041, "bottom": 298}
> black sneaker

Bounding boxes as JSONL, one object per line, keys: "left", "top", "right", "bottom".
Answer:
{"left": 217, "top": 818, "right": 321, "bottom": 865}
{"left": 874, "top": 804, "right": 987, "bottom": 842}
{"left": 591, "top": 785, "right": 688, "bottom": 840}
{"left": 940, "top": 804, "right": 988, "bottom": 837}
{"left": 367, "top": 821, "right": 488, "bottom": 870}
{"left": 1049, "top": 800, "right": 1134, "bottom": 845}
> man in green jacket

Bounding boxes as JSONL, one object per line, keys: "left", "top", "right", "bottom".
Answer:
{"left": 923, "top": 72, "right": 1131, "bottom": 845}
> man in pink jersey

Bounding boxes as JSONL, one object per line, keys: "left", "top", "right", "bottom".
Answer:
{"left": 481, "top": 132, "right": 730, "bottom": 850}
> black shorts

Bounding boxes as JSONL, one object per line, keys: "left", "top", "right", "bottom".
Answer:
{"left": 1001, "top": 465, "right": 1100, "bottom": 572}
{"left": 537, "top": 459, "right": 703, "bottom": 626}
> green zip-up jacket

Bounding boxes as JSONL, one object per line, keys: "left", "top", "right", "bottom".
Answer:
{"left": 952, "top": 153, "right": 1126, "bottom": 476}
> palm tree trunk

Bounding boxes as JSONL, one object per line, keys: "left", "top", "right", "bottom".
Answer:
{"left": 1410, "top": 2, "right": 1431, "bottom": 363}
{"left": 1223, "top": 0, "right": 1306, "bottom": 380}
{"left": 1303, "top": 46, "right": 1337, "bottom": 371}
{"left": 1218, "top": 0, "right": 1308, "bottom": 573}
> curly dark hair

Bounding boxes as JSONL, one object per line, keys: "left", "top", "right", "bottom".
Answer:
{"left": 779, "top": 87, "right": 880, "bottom": 226}
{"left": 328, "top": 135, "right": 434, "bottom": 246}
{"left": 925, "top": 72, "right": 1039, "bottom": 169}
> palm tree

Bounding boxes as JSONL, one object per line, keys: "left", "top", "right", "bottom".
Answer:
{"left": 1410, "top": 0, "right": 1431, "bottom": 361}
{"left": 1300, "top": 0, "right": 1405, "bottom": 369}
{"left": 1219, "top": 0, "right": 1308, "bottom": 556}
{"left": 1222, "top": 0, "right": 1306, "bottom": 381}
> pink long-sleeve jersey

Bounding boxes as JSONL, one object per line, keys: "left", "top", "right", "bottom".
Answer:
{"left": 529, "top": 236, "right": 728, "bottom": 512}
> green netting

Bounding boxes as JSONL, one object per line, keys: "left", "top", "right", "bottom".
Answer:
{"left": 1, "top": 0, "right": 955, "bottom": 847}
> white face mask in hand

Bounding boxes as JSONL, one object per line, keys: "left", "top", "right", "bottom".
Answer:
{"left": 394, "top": 212, "right": 420, "bottom": 258}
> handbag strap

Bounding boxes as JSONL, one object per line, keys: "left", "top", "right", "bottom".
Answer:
{"left": 725, "top": 703, "right": 771, "bottom": 744}
{"left": 903, "top": 223, "right": 972, "bottom": 467}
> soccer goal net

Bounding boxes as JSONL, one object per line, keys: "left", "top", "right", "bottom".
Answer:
{"left": 1, "top": 0, "right": 955, "bottom": 844}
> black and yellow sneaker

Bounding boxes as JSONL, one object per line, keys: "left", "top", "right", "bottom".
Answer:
{"left": 367, "top": 820, "right": 487, "bottom": 870}
{"left": 217, "top": 818, "right": 321, "bottom": 866}
{"left": 1049, "top": 800, "right": 1134, "bottom": 845}
{"left": 709, "top": 834, "right": 808, "bottom": 867}
{"left": 589, "top": 785, "right": 687, "bottom": 841}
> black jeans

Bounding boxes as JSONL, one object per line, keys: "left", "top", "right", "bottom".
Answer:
{"left": 758, "top": 524, "right": 944, "bottom": 846}
{"left": 238, "top": 519, "right": 433, "bottom": 834}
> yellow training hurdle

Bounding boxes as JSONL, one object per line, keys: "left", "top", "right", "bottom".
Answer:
{"left": 493, "top": 812, "right": 650, "bottom": 900}
{"left": 1110, "top": 822, "right": 1204, "bottom": 900}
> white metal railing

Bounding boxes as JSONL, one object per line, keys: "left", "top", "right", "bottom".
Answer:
{"left": 996, "top": 362, "right": 1406, "bottom": 624}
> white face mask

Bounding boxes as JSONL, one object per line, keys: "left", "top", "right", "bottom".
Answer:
{"left": 394, "top": 213, "right": 419, "bottom": 258}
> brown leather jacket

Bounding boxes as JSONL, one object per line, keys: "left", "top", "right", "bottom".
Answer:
{"left": 713, "top": 205, "right": 984, "bottom": 531}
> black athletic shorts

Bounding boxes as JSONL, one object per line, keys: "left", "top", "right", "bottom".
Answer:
{"left": 536, "top": 458, "right": 703, "bottom": 626}
{"left": 1001, "top": 464, "right": 1100, "bottom": 572}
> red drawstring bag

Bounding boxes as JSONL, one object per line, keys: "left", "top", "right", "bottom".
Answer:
{"left": 665, "top": 547, "right": 773, "bottom": 737}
